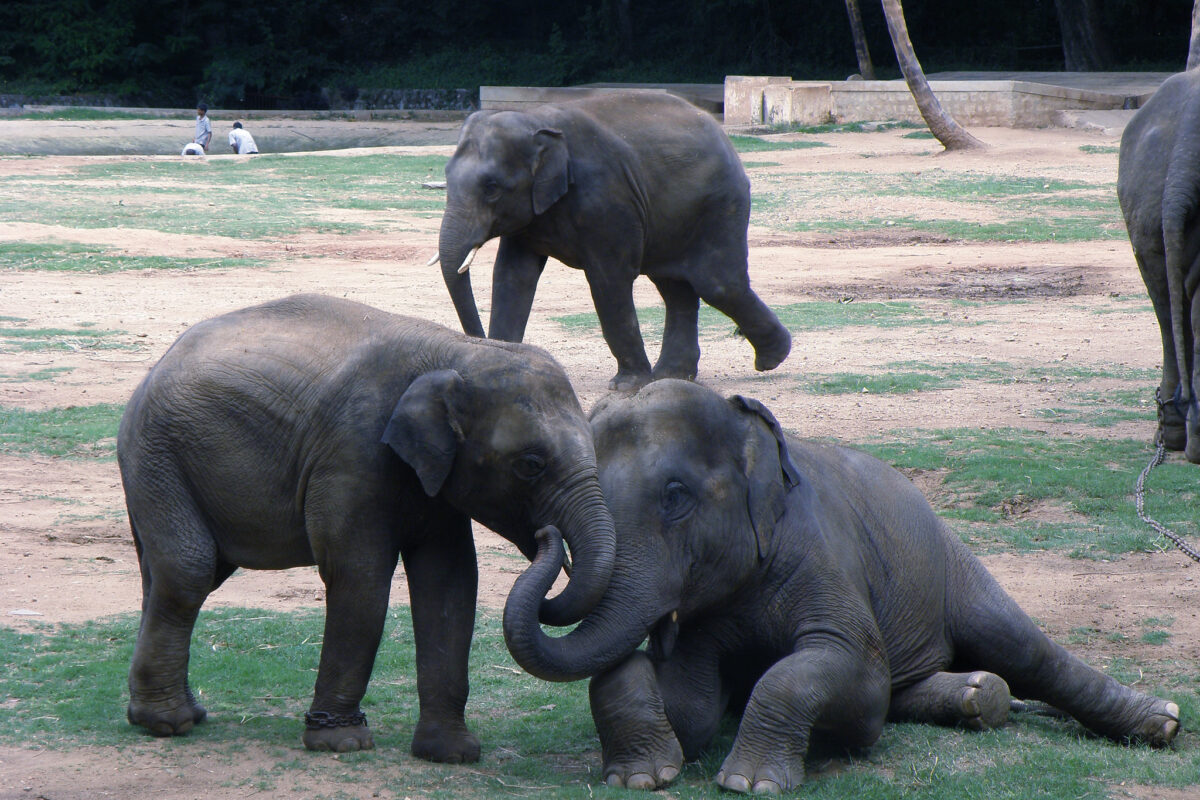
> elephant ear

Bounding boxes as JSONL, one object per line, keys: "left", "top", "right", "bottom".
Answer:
{"left": 383, "top": 369, "right": 467, "bottom": 497}
{"left": 730, "top": 395, "right": 801, "bottom": 560}
{"left": 531, "top": 128, "right": 569, "bottom": 215}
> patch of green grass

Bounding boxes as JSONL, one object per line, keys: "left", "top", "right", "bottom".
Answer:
{"left": 1080, "top": 145, "right": 1120, "bottom": 155}
{"left": 0, "top": 241, "right": 261, "bottom": 272}
{"left": 862, "top": 430, "right": 1199, "bottom": 557}
{"left": 780, "top": 120, "right": 924, "bottom": 134}
{"left": 0, "top": 153, "right": 449, "bottom": 240}
{"left": 0, "top": 366, "right": 74, "bottom": 382}
{"left": 0, "top": 607, "right": 1193, "bottom": 799}
{"left": 902, "top": 130, "right": 937, "bottom": 139}
{"left": 728, "top": 135, "right": 829, "bottom": 152}
{"left": 551, "top": 300, "right": 944, "bottom": 339}
{"left": 0, "top": 403, "right": 123, "bottom": 458}
{"left": 0, "top": 324, "right": 140, "bottom": 353}
{"left": 806, "top": 371, "right": 951, "bottom": 395}
{"left": 740, "top": 161, "right": 783, "bottom": 169}
{"left": 1036, "top": 388, "right": 1149, "bottom": 427}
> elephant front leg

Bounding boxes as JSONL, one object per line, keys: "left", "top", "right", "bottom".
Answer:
{"left": 649, "top": 276, "right": 701, "bottom": 381}
{"left": 590, "top": 652, "right": 684, "bottom": 790}
{"left": 488, "top": 239, "right": 548, "bottom": 342}
{"left": 402, "top": 519, "right": 481, "bottom": 763}
{"left": 716, "top": 645, "right": 889, "bottom": 795}
{"left": 585, "top": 267, "right": 653, "bottom": 391}
{"left": 303, "top": 557, "right": 398, "bottom": 753}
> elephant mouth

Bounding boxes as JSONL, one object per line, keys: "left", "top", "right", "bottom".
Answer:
{"left": 647, "top": 610, "right": 680, "bottom": 662}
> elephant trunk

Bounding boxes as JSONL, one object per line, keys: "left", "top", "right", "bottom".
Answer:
{"left": 504, "top": 527, "right": 657, "bottom": 683}
{"left": 438, "top": 208, "right": 487, "bottom": 338}
{"left": 537, "top": 472, "right": 616, "bottom": 626}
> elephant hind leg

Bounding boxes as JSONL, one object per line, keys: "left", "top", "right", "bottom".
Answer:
{"left": 686, "top": 252, "right": 791, "bottom": 372}
{"left": 126, "top": 501, "right": 217, "bottom": 736}
{"left": 888, "top": 671, "right": 1010, "bottom": 731}
{"left": 945, "top": 548, "right": 1180, "bottom": 747}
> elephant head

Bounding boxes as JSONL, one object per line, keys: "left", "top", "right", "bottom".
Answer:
{"left": 383, "top": 342, "right": 612, "bottom": 626}
{"left": 503, "top": 379, "right": 799, "bottom": 680}
{"left": 435, "top": 110, "right": 570, "bottom": 338}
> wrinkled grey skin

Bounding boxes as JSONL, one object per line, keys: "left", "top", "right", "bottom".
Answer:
{"left": 1119, "top": 69, "right": 1200, "bottom": 461}
{"left": 118, "top": 294, "right": 615, "bottom": 762}
{"left": 436, "top": 91, "right": 791, "bottom": 391}
{"left": 504, "top": 381, "right": 1180, "bottom": 794}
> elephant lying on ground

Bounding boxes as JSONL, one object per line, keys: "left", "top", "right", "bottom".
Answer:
{"left": 434, "top": 91, "right": 792, "bottom": 391}
{"left": 503, "top": 380, "right": 1180, "bottom": 794}
{"left": 1119, "top": 69, "right": 1200, "bottom": 461}
{"left": 118, "top": 294, "right": 615, "bottom": 760}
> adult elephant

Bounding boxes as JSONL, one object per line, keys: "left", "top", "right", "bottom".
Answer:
{"left": 118, "top": 294, "right": 615, "bottom": 761}
{"left": 433, "top": 91, "right": 792, "bottom": 391}
{"left": 1119, "top": 69, "right": 1200, "bottom": 461}
{"left": 503, "top": 381, "right": 1180, "bottom": 793}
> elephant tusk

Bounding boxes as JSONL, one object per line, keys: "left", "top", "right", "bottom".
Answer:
{"left": 560, "top": 540, "right": 573, "bottom": 577}
{"left": 670, "top": 610, "right": 678, "bottom": 623}
{"left": 425, "top": 252, "right": 439, "bottom": 266}
{"left": 457, "top": 246, "right": 480, "bottom": 274}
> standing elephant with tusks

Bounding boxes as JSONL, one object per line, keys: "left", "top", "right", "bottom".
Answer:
{"left": 503, "top": 381, "right": 1180, "bottom": 794}
{"left": 432, "top": 91, "right": 792, "bottom": 391}
{"left": 118, "top": 294, "right": 615, "bottom": 761}
{"left": 1119, "top": 69, "right": 1200, "bottom": 461}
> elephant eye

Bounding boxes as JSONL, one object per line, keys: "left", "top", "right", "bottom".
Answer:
{"left": 482, "top": 178, "right": 501, "bottom": 201}
{"left": 661, "top": 480, "right": 695, "bottom": 522}
{"left": 512, "top": 452, "right": 546, "bottom": 481}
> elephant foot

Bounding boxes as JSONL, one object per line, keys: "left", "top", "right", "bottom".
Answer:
{"left": 1101, "top": 696, "right": 1180, "bottom": 747}
{"left": 411, "top": 717, "right": 481, "bottom": 764}
{"left": 745, "top": 323, "right": 791, "bottom": 373}
{"left": 651, "top": 363, "right": 698, "bottom": 383}
{"left": 888, "top": 670, "right": 1009, "bottom": 731}
{"left": 715, "top": 752, "right": 802, "bottom": 795}
{"left": 602, "top": 733, "right": 683, "bottom": 790}
{"left": 302, "top": 710, "right": 374, "bottom": 753}
{"left": 127, "top": 688, "right": 208, "bottom": 737}
{"left": 608, "top": 368, "right": 652, "bottom": 393}
{"left": 1155, "top": 389, "right": 1187, "bottom": 451}
{"left": 960, "top": 671, "right": 1011, "bottom": 731}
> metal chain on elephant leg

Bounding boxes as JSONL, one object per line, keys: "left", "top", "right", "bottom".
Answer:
{"left": 304, "top": 710, "right": 368, "bottom": 729}
{"left": 1135, "top": 440, "right": 1200, "bottom": 564}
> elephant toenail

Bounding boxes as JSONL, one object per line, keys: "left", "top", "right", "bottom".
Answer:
{"left": 720, "top": 773, "right": 752, "bottom": 793}
{"left": 627, "top": 772, "right": 656, "bottom": 790}
{"left": 659, "top": 766, "right": 679, "bottom": 784}
{"left": 752, "top": 779, "right": 782, "bottom": 794}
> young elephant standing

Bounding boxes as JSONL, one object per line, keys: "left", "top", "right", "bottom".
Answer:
{"left": 434, "top": 91, "right": 791, "bottom": 391}
{"left": 1119, "top": 69, "right": 1200, "bottom": 461}
{"left": 503, "top": 381, "right": 1180, "bottom": 794}
{"left": 119, "top": 294, "right": 615, "bottom": 760}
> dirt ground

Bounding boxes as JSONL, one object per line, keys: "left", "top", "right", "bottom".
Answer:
{"left": 0, "top": 119, "right": 1197, "bottom": 799}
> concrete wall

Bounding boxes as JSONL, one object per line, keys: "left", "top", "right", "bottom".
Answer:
{"left": 725, "top": 75, "right": 1139, "bottom": 129}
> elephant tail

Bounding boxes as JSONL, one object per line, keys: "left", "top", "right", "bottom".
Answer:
{"left": 1160, "top": 84, "right": 1200, "bottom": 413}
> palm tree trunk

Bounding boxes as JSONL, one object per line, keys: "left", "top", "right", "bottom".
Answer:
{"left": 1189, "top": 0, "right": 1200, "bottom": 70}
{"left": 879, "top": 0, "right": 985, "bottom": 152}
{"left": 844, "top": 0, "right": 876, "bottom": 79}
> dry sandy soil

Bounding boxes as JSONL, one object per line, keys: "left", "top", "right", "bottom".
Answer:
{"left": 0, "top": 118, "right": 1197, "bottom": 798}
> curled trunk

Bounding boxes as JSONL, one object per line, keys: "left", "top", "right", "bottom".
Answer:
{"left": 504, "top": 527, "right": 657, "bottom": 683}
{"left": 537, "top": 476, "right": 617, "bottom": 626}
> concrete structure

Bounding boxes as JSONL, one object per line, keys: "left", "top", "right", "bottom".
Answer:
{"left": 725, "top": 72, "right": 1172, "bottom": 129}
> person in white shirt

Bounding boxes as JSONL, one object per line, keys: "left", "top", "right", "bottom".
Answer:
{"left": 228, "top": 121, "right": 259, "bottom": 155}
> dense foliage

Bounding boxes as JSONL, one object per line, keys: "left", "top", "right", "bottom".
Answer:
{"left": 0, "top": 0, "right": 1191, "bottom": 108}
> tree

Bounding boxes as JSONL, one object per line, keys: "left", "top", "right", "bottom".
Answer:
{"left": 879, "top": 0, "right": 985, "bottom": 151}
{"left": 844, "top": 0, "right": 876, "bottom": 79}
{"left": 1053, "top": 0, "right": 1112, "bottom": 71}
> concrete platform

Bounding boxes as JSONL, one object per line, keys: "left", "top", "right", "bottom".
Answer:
{"left": 727, "top": 71, "right": 1173, "bottom": 129}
